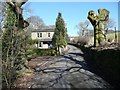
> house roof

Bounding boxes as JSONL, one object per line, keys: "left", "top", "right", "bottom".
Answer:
{"left": 32, "top": 29, "right": 54, "bottom": 32}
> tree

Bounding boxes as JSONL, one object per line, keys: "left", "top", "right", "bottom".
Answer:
{"left": 52, "top": 12, "right": 68, "bottom": 54}
{"left": 76, "top": 20, "right": 90, "bottom": 36}
{"left": 2, "top": 0, "right": 29, "bottom": 88}
{"left": 106, "top": 18, "right": 116, "bottom": 29}
{"left": 65, "top": 28, "right": 70, "bottom": 43}
{"left": 44, "top": 25, "right": 55, "bottom": 29}
{"left": 5, "top": 0, "right": 29, "bottom": 28}
{"left": 102, "top": 18, "right": 116, "bottom": 41}
{"left": 25, "top": 16, "right": 45, "bottom": 38}
{"left": 103, "top": 18, "right": 116, "bottom": 32}
{"left": 26, "top": 16, "right": 45, "bottom": 29}
{"left": 87, "top": 9, "right": 109, "bottom": 47}
{"left": 24, "top": 16, "right": 45, "bottom": 52}
{"left": 0, "top": 2, "right": 6, "bottom": 32}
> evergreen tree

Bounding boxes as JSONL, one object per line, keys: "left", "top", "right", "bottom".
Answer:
{"left": 2, "top": 1, "right": 29, "bottom": 88}
{"left": 52, "top": 12, "right": 68, "bottom": 54}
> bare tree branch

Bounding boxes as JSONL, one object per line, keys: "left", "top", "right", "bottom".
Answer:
{"left": 76, "top": 20, "right": 90, "bottom": 36}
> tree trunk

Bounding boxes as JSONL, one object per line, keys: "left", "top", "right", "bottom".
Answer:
{"left": 94, "top": 26, "right": 97, "bottom": 47}
{"left": 58, "top": 45, "right": 60, "bottom": 55}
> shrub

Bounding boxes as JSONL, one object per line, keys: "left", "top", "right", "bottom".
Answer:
{"left": 107, "top": 38, "right": 113, "bottom": 42}
{"left": 77, "top": 36, "right": 90, "bottom": 45}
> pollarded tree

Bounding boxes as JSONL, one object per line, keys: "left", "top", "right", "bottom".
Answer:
{"left": 52, "top": 12, "right": 68, "bottom": 54}
{"left": 87, "top": 9, "right": 109, "bottom": 47}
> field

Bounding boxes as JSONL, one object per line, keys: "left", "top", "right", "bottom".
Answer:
{"left": 106, "top": 32, "right": 120, "bottom": 40}
{"left": 89, "top": 32, "right": 120, "bottom": 44}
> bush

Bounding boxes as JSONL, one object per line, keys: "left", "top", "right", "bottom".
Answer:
{"left": 107, "top": 38, "right": 113, "bottom": 42}
{"left": 77, "top": 36, "right": 90, "bottom": 45}
{"left": 27, "top": 49, "right": 35, "bottom": 55}
{"left": 32, "top": 48, "right": 56, "bottom": 56}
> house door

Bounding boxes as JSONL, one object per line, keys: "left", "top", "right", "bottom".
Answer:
{"left": 39, "top": 41, "right": 42, "bottom": 48}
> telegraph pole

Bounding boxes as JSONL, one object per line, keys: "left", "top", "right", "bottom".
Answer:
{"left": 115, "top": 27, "right": 117, "bottom": 44}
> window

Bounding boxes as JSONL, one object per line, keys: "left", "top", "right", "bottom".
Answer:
{"left": 37, "top": 33, "right": 42, "bottom": 37}
{"left": 40, "top": 33, "right": 42, "bottom": 37}
{"left": 48, "top": 33, "right": 50, "bottom": 37}
{"left": 39, "top": 42, "right": 42, "bottom": 47}
{"left": 37, "top": 33, "right": 39, "bottom": 37}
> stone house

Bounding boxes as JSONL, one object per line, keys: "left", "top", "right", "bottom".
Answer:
{"left": 31, "top": 29, "right": 54, "bottom": 49}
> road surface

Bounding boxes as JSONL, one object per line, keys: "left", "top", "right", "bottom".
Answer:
{"left": 30, "top": 45, "right": 111, "bottom": 88}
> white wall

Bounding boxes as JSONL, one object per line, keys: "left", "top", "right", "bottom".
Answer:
{"left": 31, "top": 32, "right": 37, "bottom": 39}
{"left": 31, "top": 32, "right": 54, "bottom": 40}
{"left": 31, "top": 31, "right": 54, "bottom": 49}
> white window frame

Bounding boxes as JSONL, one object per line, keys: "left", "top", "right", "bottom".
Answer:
{"left": 40, "top": 33, "right": 42, "bottom": 37}
{"left": 37, "top": 33, "right": 39, "bottom": 37}
{"left": 48, "top": 33, "right": 50, "bottom": 37}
